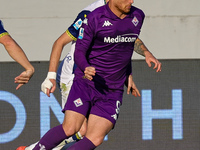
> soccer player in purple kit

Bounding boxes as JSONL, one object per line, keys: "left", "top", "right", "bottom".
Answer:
{"left": 0, "top": 20, "right": 34, "bottom": 89}
{"left": 31, "top": 0, "right": 161, "bottom": 150}
{"left": 18, "top": 0, "right": 159, "bottom": 149}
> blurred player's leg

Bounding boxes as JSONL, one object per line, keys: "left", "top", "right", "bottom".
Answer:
{"left": 17, "top": 77, "right": 82, "bottom": 150}
{"left": 16, "top": 81, "right": 84, "bottom": 150}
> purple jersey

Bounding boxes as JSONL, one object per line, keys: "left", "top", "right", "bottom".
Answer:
{"left": 74, "top": 4, "right": 145, "bottom": 90}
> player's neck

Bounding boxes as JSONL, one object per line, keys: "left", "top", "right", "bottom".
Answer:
{"left": 108, "top": 3, "right": 127, "bottom": 19}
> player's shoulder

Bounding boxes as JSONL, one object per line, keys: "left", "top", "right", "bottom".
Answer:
{"left": 75, "top": 0, "right": 105, "bottom": 21}
{"left": 130, "top": 6, "right": 145, "bottom": 18}
{"left": 83, "top": 0, "right": 105, "bottom": 12}
{"left": 87, "top": 4, "right": 106, "bottom": 19}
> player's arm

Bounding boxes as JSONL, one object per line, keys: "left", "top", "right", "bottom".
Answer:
{"left": 124, "top": 61, "right": 140, "bottom": 97}
{"left": 49, "top": 32, "right": 73, "bottom": 72}
{"left": 74, "top": 14, "right": 96, "bottom": 80}
{"left": 41, "top": 10, "right": 91, "bottom": 96}
{"left": 48, "top": 11, "right": 90, "bottom": 74}
{"left": 41, "top": 32, "right": 73, "bottom": 97}
{"left": 127, "top": 74, "right": 140, "bottom": 97}
{"left": 0, "top": 34, "right": 34, "bottom": 90}
{"left": 134, "top": 38, "right": 162, "bottom": 72}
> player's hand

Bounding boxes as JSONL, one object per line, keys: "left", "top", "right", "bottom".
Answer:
{"left": 127, "top": 75, "right": 140, "bottom": 97}
{"left": 41, "top": 72, "right": 57, "bottom": 97}
{"left": 83, "top": 66, "right": 96, "bottom": 81}
{"left": 15, "top": 69, "right": 34, "bottom": 90}
{"left": 145, "top": 51, "right": 162, "bottom": 72}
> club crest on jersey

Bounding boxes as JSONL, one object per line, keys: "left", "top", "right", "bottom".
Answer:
{"left": 132, "top": 16, "right": 139, "bottom": 26}
{"left": 78, "top": 27, "right": 84, "bottom": 39}
{"left": 74, "top": 98, "right": 83, "bottom": 107}
{"left": 102, "top": 20, "right": 113, "bottom": 27}
{"left": 73, "top": 19, "right": 82, "bottom": 30}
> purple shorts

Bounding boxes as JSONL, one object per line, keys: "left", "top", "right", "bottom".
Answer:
{"left": 63, "top": 77, "right": 123, "bottom": 125}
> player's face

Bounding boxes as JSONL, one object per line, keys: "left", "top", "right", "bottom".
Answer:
{"left": 115, "top": 0, "right": 133, "bottom": 14}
